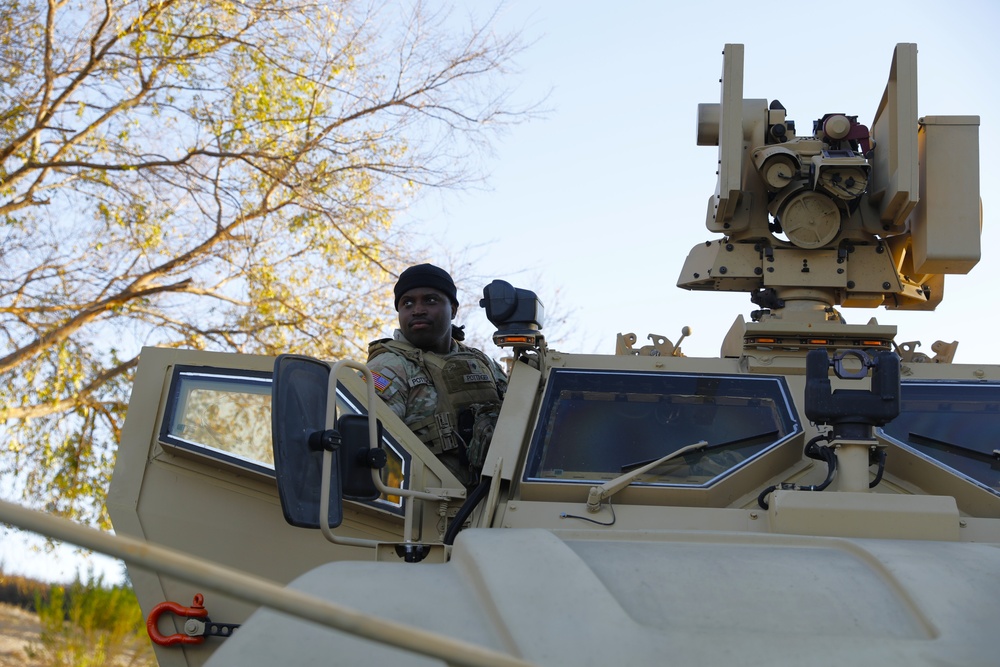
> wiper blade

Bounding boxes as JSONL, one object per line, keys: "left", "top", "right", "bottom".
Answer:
{"left": 589, "top": 441, "right": 708, "bottom": 512}
{"left": 908, "top": 431, "right": 1000, "bottom": 467}
{"left": 620, "top": 430, "right": 779, "bottom": 472}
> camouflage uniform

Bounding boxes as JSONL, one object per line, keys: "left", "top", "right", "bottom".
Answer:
{"left": 367, "top": 331, "right": 508, "bottom": 487}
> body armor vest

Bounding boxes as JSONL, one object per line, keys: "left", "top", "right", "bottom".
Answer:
{"left": 368, "top": 339, "right": 504, "bottom": 470}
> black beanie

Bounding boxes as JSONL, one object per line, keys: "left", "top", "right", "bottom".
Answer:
{"left": 393, "top": 263, "right": 458, "bottom": 310}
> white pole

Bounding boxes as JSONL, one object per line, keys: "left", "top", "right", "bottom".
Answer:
{"left": 0, "top": 499, "right": 534, "bottom": 667}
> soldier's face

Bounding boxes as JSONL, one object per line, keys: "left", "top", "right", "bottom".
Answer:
{"left": 398, "top": 287, "right": 456, "bottom": 354}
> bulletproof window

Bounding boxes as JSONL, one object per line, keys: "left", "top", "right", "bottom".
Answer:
{"left": 159, "top": 365, "right": 408, "bottom": 513}
{"left": 877, "top": 381, "right": 1000, "bottom": 496}
{"left": 159, "top": 366, "right": 274, "bottom": 477}
{"left": 523, "top": 369, "right": 800, "bottom": 487}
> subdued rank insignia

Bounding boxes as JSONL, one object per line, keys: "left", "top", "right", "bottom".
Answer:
{"left": 408, "top": 376, "right": 430, "bottom": 388}
{"left": 464, "top": 373, "right": 490, "bottom": 383}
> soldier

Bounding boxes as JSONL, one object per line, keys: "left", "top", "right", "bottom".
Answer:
{"left": 367, "top": 264, "right": 508, "bottom": 487}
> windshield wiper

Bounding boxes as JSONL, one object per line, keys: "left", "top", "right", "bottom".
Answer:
{"left": 908, "top": 431, "right": 1000, "bottom": 468}
{"left": 588, "top": 441, "right": 708, "bottom": 512}
{"left": 619, "top": 430, "right": 779, "bottom": 472}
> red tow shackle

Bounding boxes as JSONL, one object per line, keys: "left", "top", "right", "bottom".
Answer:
{"left": 147, "top": 593, "right": 209, "bottom": 646}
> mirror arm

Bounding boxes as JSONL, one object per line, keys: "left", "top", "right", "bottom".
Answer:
{"left": 319, "top": 448, "right": 380, "bottom": 548}
{"left": 323, "top": 360, "right": 463, "bottom": 549}
{"left": 330, "top": 360, "right": 459, "bottom": 503}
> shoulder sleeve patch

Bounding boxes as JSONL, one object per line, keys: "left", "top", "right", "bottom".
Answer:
{"left": 371, "top": 370, "right": 392, "bottom": 393}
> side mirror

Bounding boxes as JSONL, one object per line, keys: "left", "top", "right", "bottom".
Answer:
{"left": 336, "top": 413, "right": 385, "bottom": 501}
{"left": 271, "top": 355, "right": 387, "bottom": 527}
{"left": 272, "top": 354, "right": 342, "bottom": 528}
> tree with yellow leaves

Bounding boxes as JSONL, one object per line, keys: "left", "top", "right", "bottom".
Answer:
{"left": 0, "top": 0, "right": 530, "bottom": 525}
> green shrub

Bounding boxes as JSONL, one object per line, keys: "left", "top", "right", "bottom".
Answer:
{"left": 23, "top": 572, "right": 155, "bottom": 667}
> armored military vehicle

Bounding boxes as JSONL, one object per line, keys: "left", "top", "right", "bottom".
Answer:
{"left": 2, "top": 43, "right": 996, "bottom": 666}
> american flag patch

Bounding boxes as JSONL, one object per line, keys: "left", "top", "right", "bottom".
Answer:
{"left": 371, "top": 371, "right": 391, "bottom": 393}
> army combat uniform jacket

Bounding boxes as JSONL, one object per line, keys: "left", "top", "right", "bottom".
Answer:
{"left": 367, "top": 331, "right": 508, "bottom": 487}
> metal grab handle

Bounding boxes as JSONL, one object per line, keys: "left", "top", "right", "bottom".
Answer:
{"left": 147, "top": 593, "right": 209, "bottom": 646}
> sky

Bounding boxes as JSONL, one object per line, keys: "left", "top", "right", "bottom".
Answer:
{"left": 409, "top": 0, "right": 1000, "bottom": 364}
{"left": 3, "top": 0, "right": 999, "bottom": 583}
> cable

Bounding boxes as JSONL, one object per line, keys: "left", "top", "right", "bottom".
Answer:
{"left": 756, "top": 484, "right": 778, "bottom": 511}
{"left": 443, "top": 478, "right": 490, "bottom": 545}
{"left": 758, "top": 433, "right": 836, "bottom": 509}
{"left": 799, "top": 441, "right": 837, "bottom": 492}
{"left": 560, "top": 498, "right": 616, "bottom": 526}
{"left": 869, "top": 448, "right": 886, "bottom": 488}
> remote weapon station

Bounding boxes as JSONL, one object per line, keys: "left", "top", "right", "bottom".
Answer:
{"left": 3, "top": 44, "right": 996, "bottom": 666}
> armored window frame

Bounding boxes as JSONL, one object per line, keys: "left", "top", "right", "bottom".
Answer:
{"left": 522, "top": 368, "right": 800, "bottom": 489}
{"left": 158, "top": 365, "right": 409, "bottom": 515}
{"left": 877, "top": 380, "right": 1000, "bottom": 498}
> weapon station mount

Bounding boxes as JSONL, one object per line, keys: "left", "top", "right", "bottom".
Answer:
{"left": 678, "top": 44, "right": 980, "bottom": 362}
